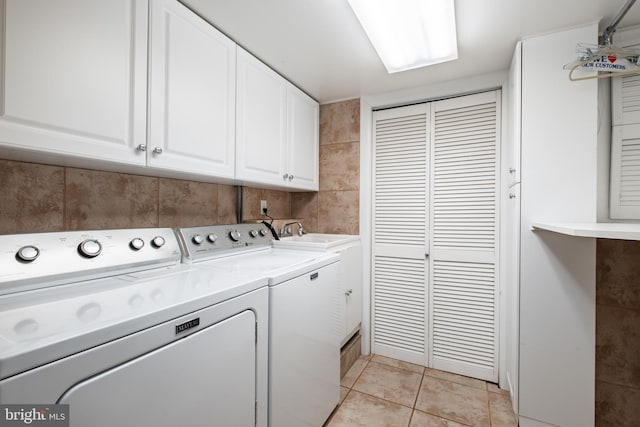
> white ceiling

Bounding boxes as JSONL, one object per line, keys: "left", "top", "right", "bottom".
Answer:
{"left": 182, "top": 0, "right": 640, "bottom": 104}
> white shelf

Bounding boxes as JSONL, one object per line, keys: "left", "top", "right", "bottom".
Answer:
{"left": 532, "top": 222, "right": 640, "bottom": 240}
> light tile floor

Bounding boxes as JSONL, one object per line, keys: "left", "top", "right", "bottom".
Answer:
{"left": 326, "top": 354, "right": 517, "bottom": 427}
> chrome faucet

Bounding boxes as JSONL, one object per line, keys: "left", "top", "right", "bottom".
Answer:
{"left": 282, "top": 221, "right": 305, "bottom": 237}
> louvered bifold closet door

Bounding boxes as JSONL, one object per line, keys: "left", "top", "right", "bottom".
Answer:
{"left": 372, "top": 104, "right": 429, "bottom": 365}
{"left": 611, "top": 74, "right": 640, "bottom": 219}
{"left": 429, "top": 90, "right": 501, "bottom": 382}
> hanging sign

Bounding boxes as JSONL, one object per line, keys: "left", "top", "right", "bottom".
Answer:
{"left": 578, "top": 54, "right": 640, "bottom": 73}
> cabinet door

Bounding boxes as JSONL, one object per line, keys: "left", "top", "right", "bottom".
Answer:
{"left": 236, "top": 47, "right": 287, "bottom": 187}
{"left": 0, "top": 0, "right": 147, "bottom": 165}
{"left": 148, "top": 0, "right": 236, "bottom": 178}
{"left": 287, "top": 85, "right": 319, "bottom": 191}
{"left": 507, "top": 41, "right": 522, "bottom": 186}
{"left": 341, "top": 244, "right": 362, "bottom": 344}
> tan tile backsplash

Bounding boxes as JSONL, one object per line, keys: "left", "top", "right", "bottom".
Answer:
{"left": 291, "top": 192, "right": 318, "bottom": 233}
{"left": 158, "top": 178, "right": 218, "bottom": 228}
{"left": 320, "top": 98, "right": 360, "bottom": 145}
{"left": 241, "top": 187, "right": 291, "bottom": 223}
{"left": 0, "top": 161, "right": 292, "bottom": 234}
{"left": 65, "top": 168, "right": 159, "bottom": 230}
{"left": 596, "top": 238, "right": 640, "bottom": 427}
{"left": 0, "top": 159, "right": 65, "bottom": 233}
{"left": 318, "top": 190, "right": 359, "bottom": 235}
{"left": 320, "top": 142, "right": 359, "bottom": 192}
{"left": 294, "top": 98, "right": 360, "bottom": 235}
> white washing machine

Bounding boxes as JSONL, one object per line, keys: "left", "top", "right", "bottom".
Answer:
{"left": 176, "top": 224, "right": 342, "bottom": 427}
{"left": 0, "top": 228, "right": 269, "bottom": 427}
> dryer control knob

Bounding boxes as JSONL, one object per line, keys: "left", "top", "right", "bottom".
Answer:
{"left": 130, "top": 238, "right": 145, "bottom": 251}
{"left": 229, "top": 230, "right": 241, "bottom": 242}
{"left": 78, "top": 239, "right": 102, "bottom": 258}
{"left": 192, "top": 235, "right": 204, "bottom": 245}
{"left": 207, "top": 233, "right": 218, "bottom": 243}
{"left": 249, "top": 230, "right": 258, "bottom": 238}
{"left": 151, "top": 236, "right": 166, "bottom": 248}
{"left": 16, "top": 245, "right": 40, "bottom": 262}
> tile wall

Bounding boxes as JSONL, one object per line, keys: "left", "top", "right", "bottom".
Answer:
{"left": 595, "top": 239, "right": 640, "bottom": 426}
{"left": 292, "top": 98, "right": 360, "bottom": 235}
{"left": 0, "top": 159, "right": 290, "bottom": 234}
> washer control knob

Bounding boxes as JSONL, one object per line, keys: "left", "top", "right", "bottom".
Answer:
{"left": 207, "top": 233, "right": 218, "bottom": 243}
{"left": 229, "top": 230, "right": 241, "bottom": 242}
{"left": 130, "top": 238, "right": 145, "bottom": 251}
{"left": 259, "top": 229, "right": 268, "bottom": 237}
{"left": 151, "top": 236, "right": 166, "bottom": 248}
{"left": 16, "top": 245, "right": 40, "bottom": 262}
{"left": 249, "top": 230, "right": 258, "bottom": 238}
{"left": 78, "top": 239, "right": 102, "bottom": 258}
{"left": 192, "top": 235, "right": 204, "bottom": 245}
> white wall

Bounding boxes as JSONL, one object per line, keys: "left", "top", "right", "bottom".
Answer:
{"left": 519, "top": 23, "right": 598, "bottom": 427}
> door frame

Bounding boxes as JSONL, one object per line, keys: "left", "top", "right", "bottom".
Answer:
{"left": 359, "top": 70, "right": 509, "bottom": 386}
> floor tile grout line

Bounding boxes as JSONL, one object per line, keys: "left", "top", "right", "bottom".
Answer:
{"left": 346, "top": 388, "right": 416, "bottom": 411}
{"left": 418, "top": 407, "right": 474, "bottom": 427}
{"left": 368, "top": 359, "right": 426, "bottom": 378}
{"left": 412, "top": 371, "right": 425, "bottom": 409}
{"left": 487, "top": 387, "right": 494, "bottom": 427}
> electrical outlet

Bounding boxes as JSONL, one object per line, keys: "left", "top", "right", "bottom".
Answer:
{"left": 260, "top": 200, "right": 267, "bottom": 214}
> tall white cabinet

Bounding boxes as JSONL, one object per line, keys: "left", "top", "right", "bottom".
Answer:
{"left": 236, "top": 48, "right": 319, "bottom": 191}
{"left": 513, "top": 24, "right": 598, "bottom": 427}
{"left": 0, "top": 0, "right": 148, "bottom": 167}
{"left": 147, "top": 0, "right": 236, "bottom": 179}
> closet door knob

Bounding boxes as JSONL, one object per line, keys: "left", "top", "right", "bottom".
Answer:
{"left": 153, "top": 147, "right": 163, "bottom": 155}
{"left": 137, "top": 144, "right": 147, "bottom": 152}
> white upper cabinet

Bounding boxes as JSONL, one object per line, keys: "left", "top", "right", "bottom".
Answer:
{"left": 148, "top": 0, "right": 236, "bottom": 179}
{"left": 236, "top": 48, "right": 319, "bottom": 191}
{"left": 0, "top": 0, "right": 148, "bottom": 165}
{"left": 236, "top": 47, "right": 288, "bottom": 186}
{"left": 287, "top": 85, "right": 320, "bottom": 191}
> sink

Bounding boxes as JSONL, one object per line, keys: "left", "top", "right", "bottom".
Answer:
{"left": 273, "top": 233, "right": 360, "bottom": 250}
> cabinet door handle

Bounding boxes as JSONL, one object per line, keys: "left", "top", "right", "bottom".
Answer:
{"left": 288, "top": 174, "right": 294, "bottom": 181}
{"left": 509, "top": 167, "right": 517, "bottom": 174}
{"left": 137, "top": 144, "right": 147, "bottom": 152}
{"left": 153, "top": 147, "right": 163, "bottom": 155}
{"left": 345, "top": 289, "right": 353, "bottom": 296}
{"left": 509, "top": 193, "right": 516, "bottom": 199}
{"left": 310, "top": 272, "right": 319, "bottom": 280}
{"left": 283, "top": 173, "right": 289, "bottom": 181}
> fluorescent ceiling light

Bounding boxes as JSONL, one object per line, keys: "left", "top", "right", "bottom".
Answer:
{"left": 347, "top": 0, "right": 458, "bottom": 73}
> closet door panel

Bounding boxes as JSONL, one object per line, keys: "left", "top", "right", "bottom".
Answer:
{"left": 429, "top": 90, "right": 500, "bottom": 382}
{"left": 372, "top": 104, "right": 429, "bottom": 365}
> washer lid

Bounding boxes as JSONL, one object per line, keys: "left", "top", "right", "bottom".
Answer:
{"left": 193, "top": 248, "right": 340, "bottom": 284}
{"left": 0, "top": 265, "right": 267, "bottom": 380}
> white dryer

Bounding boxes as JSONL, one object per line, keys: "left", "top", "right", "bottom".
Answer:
{"left": 0, "top": 228, "right": 268, "bottom": 427}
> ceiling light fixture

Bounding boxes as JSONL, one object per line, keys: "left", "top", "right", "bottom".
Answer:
{"left": 347, "top": 0, "right": 458, "bottom": 73}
